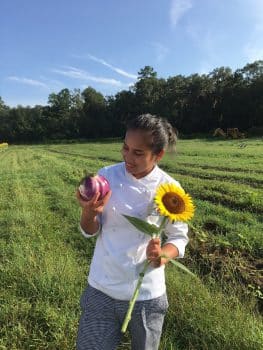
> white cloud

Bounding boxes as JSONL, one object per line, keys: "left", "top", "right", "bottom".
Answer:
{"left": 170, "top": 0, "right": 193, "bottom": 28}
{"left": 39, "top": 75, "right": 64, "bottom": 89}
{"left": 85, "top": 54, "right": 137, "bottom": 79}
{"left": 52, "top": 66, "right": 124, "bottom": 86}
{"left": 7, "top": 76, "right": 48, "bottom": 88}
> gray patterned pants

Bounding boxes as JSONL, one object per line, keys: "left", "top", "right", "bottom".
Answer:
{"left": 76, "top": 285, "right": 168, "bottom": 350}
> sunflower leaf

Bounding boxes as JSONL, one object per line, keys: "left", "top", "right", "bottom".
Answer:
{"left": 161, "top": 254, "right": 196, "bottom": 277}
{"left": 122, "top": 214, "right": 160, "bottom": 236}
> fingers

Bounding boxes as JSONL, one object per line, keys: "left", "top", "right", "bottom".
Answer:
{"left": 147, "top": 238, "right": 161, "bottom": 252}
{"left": 76, "top": 190, "right": 98, "bottom": 207}
{"left": 76, "top": 189, "right": 112, "bottom": 213}
{"left": 76, "top": 189, "right": 81, "bottom": 200}
{"left": 91, "top": 192, "right": 102, "bottom": 206}
{"left": 102, "top": 190, "right": 112, "bottom": 204}
{"left": 146, "top": 238, "right": 162, "bottom": 267}
{"left": 150, "top": 257, "right": 162, "bottom": 268}
{"left": 151, "top": 237, "right": 161, "bottom": 245}
{"left": 90, "top": 190, "right": 112, "bottom": 210}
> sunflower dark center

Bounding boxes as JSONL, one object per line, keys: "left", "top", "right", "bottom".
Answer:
{"left": 162, "top": 193, "right": 185, "bottom": 214}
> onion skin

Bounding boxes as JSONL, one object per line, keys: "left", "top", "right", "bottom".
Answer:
{"left": 79, "top": 175, "right": 110, "bottom": 201}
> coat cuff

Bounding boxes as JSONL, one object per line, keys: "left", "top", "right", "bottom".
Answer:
{"left": 79, "top": 223, "right": 101, "bottom": 238}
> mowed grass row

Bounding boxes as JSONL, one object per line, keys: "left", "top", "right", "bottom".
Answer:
{"left": 44, "top": 147, "right": 263, "bottom": 188}
{"left": 39, "top": 140, "right": 263, "bottom": 303}
{"left": 0, "top": 142, "right": 262, "bottom": 349}
{"left": 38, "top": 142, "right": 263, "bottom": 295}
{"left": 0, "top": 147, "right": 85, "bottom": 348}
{"left": 40, "top": 139, "right": 263, "bottom": 254}
{"left": 39, "top": 141, "right": 262, "bottom": 297}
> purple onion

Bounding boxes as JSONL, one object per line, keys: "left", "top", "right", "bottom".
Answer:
{"left": 79, "top": 174, "right": 110, "bottom": 201}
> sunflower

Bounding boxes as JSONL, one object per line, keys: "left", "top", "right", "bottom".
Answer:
{"left": 154, "top": 183, "right": 195, "bottom": 222}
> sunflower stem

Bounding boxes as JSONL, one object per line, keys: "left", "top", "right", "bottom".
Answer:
{"left": 157, "top": 216, "right": 168, "bottom": 236}
{"left": 121, "top": 259, "right": 150, "bottom": 333}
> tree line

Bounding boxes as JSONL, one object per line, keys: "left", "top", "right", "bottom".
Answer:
{"left": 0, "top": 61, "right": 262, "bottom": 143}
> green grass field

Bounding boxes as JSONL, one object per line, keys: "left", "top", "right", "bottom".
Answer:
{"left": 0, "top": 138, "right": 262, "bottom": 349}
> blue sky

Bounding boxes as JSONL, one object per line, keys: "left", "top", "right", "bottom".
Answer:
{"left": 1, "top": 0, "right": 263, "bottom": 107}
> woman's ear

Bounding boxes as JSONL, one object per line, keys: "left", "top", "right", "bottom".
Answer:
{"left": 156, "top": 149, "right": 165, "bottom": 162}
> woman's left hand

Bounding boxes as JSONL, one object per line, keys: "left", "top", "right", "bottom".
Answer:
{"left": 146, "top": 238, "right": 162, "bottom": 267}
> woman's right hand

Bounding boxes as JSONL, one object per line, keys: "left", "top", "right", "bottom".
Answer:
{"left": 76, "top": 189, "right": 112, "bottom": 220}
{"left": 76, "top": 189, "right": 112, "bottom": 235}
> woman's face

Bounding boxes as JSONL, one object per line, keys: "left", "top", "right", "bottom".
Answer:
{"left": 121, "top": 129, "right": 164, "bottom": 179}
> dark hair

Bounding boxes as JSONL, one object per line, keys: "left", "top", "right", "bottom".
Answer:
{"left": 126, "top": 114, "right": 177, "bottom": 154}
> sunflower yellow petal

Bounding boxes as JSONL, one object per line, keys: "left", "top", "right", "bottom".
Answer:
{"left": 154, "top": 183, "right": 195, "bottom": 222}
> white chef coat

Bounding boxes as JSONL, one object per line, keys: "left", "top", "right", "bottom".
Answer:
{"left": 80, "top": 162, "right": 189, "bottom": 301}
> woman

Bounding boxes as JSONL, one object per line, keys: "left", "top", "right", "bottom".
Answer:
{"left": 76, "top": 114, "right": 189, "bottom": 350}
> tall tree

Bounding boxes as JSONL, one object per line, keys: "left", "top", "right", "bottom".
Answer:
{"left": 80, "top": 87, "right": 107, "bottom": 138}
{"left": 0, "top": 97, "right": 10, "bottom": 142}
{"left": 133, "top": 66, "right": 161, "bottom": 113}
